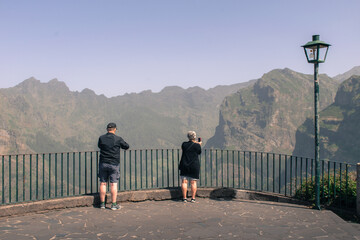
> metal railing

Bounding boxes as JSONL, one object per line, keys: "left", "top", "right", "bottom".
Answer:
{"left": 0, "top": 149, "right": 356, "bottom": 209}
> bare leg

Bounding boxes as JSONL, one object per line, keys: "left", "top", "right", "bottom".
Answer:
{"left": 100, "top": 182, "right": 107, "bottom": 202}
{"left": 110, "top": 182, "right": 118, "bottom": 203}
{"left": 181, "top": 179, "right": 188, "bottom": 199}
{"left": 190, "top": 180, "right": 197, "bottom": 199}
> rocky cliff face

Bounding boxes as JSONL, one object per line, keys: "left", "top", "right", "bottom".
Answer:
{"left": 293, "top": 75, "right": 360, "bottom": 163}
{"left": 206, "top": 68, "right": 339, "bottom": 154}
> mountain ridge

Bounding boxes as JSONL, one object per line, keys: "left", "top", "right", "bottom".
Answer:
{"left": 205, "top": 68, "right": 339, "bottom": 154}
{"left": 0, "top": 77, "right": 254, "bottom": 154}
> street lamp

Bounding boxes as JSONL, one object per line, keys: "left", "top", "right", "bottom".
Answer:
{"left": 302, "top": 35, "right": 331, "bottom": 210}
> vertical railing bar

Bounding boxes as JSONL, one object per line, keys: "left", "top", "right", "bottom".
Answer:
{"left": 67, "top": 153, "right": 70, "bottom": 196}
{"left": 167, "top": 149, "right": 170, "bottom": 188}
{"left": 300, "top": 157, "right": 303, "bottom": 194}
{"left": 244, "top": 152, "right": 246, "bottom": 189}
{"left": 232, "top": 150, "right": 235, "bottom": 188}
{"left": 161, "top": 149, "right": 164, "bottom": 188}
{"left": 255, "top": 152, "right": 257, "bottom": 191}
{"left": 2, "top": 156, "right": 5, "bottom": 204}
{"left": 54, "top": 153, "right": 57, "bottom": 198}
{"left": 85, "top": 152, "right": 87, "bottom": 194}
{"left": 210, "top": 149, "right": 213, "bottom": 187}
{"left": 227, "top": 150, "right": 229, "bottom": 187}
{"left": 23, "top": 155, "right": 26, "bottom": 201}
{"left": 61, "top": 153, "right": 64, "bottom": 197}
{"left": 261, "top": 152, "right": 263, "bottom": 192}
{"left": 135, "top": 150, "right": 138, "bottom": 189}
{"left": 266, "top": 153, "right": 269, "bottom": 192}
{"left": 78, "top": 152, "right": 81, "bottom": 195}
{"left": 96, "top": 151, "right": 99, "bottom": 192}
{"left": 151, "top": 149, "right": 153, "bottom": 188}
{"left": 146, "top": 149, "right": 148, "bottom": 189}
{"left": 333, "top": 163, "right": 336, "bottom": 205}
{"left": 238, "top": 151, "right": 241, "bottom": 189}
{"left": 284, "top": 155, "right": 287, "bottom": 196}
{"left": 249, "top": 152, "right": 252, "bottom": 190}
{"left": 255, "top": 152, "right": 258, "bottom": 191}
{"left": 345, "top": 164, "right": 348, "bottom": 208}
{"left": 140, "top": 150, "right": 143, "bottom": 190}
{"left": 305, "top": 158, "right": 308, "bottom": 197}
{"left": 9, "top": 155, "right": 12, "bottom": 203}
{"left": 221, "top": 150, "right": 224, "bottom": 187}
{"left": 272, "top": 153, "right": 275, "bottom": 193}
{"left": 278, "top": 154, "right": 281, "bottom": 194}
{"left": 49, "top": 154, "right": 51, "bottom": 199}
{"left": 135, "top": 150, "right": 137, "bottom": 190}
{"left": 30, "top": 154, "right": 32, "bottom": 200}
{"left": 327, "top": 161, "right": 330, "bottom": 205}
{"left": 311, "top": 158, "right": 314, "bottom": 186}
{"left": 321, "top": 160, "right": 325, "bottom": 200}
{"left": 295, "top": 157, "right": 298, "bottom": 195}
{"left": 156, "top": 149, "right": 159, "bottom": 188}
{"left": 130, "top": 150, "right": 133, "bottom": 190}
{"left": 124, "top": 150, "right": 127, "bottom": 190}
{"left": 42, "top": 154, "right": 45, "bottom": 200}
{"left": 16, "top": 155, "right": 18, "bottom": 202}
{"left": 204, "top": 149, "right": 207, "bottom": 187}
{"left": 172, "top": 149, "right": 175, "bottom": 187}
{"left": 290, "top": 156, "right": 293, "bottom": 196}
{"left": 215, "top": 150, "right": 218, "bottom": 187}
{"left": 73, "top": 152, "right": 75, "bottom": 196}
{"left": 36, "top": 154, "right": 39, "bottom": 200}
{"left": 90, "top": 152, "right": 93, "bottom": 193}
{"left": 177, "top": 149, "right": 180, "bottom": 187}
{"left": 339, "top": 163, "right": 342, "bottom": 208}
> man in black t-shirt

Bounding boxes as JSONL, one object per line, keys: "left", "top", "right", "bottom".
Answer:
{"left": 98, "top": 122, "right": 129, "bottom": 210}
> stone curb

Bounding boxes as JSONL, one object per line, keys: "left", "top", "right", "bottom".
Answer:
{"left": 0, "top": 188, "right": 310, "bottom": 218}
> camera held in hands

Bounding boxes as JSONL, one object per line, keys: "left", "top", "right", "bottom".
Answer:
{"left": 198, "top": 137, "right": 202, "bottom": 142}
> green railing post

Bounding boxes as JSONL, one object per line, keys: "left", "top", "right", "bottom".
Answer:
{"left": 61, "top": 153, "right": 64, "bottom": 197}
{"left": 84, "top": 152, "right": 87, "bottom": 194}
{"left": 67, "top": 153, "right": 70, "bottom": 196}
{"left": 2, "top": 156, "right": 4, "bottom": 204}
{"left": 16, "top": 155, "right": 18, "bottom": 202}
{"left": 145, "top": 149, "right": 148, "bottom": 189}
{"left": 23, "top": 155, "right": 26, "bottom": 201}
{"left": 78, "top": 152, "right": 81, "bottom": 195}
{"left": 36, "top": 154, "right": 39, "bottom": 200}
{"left": 49, "top": 154, "right": 51, "bottom": 199}
{"left": 54, "top": 153, "right": 57, "bottom": 198}
{"left": 42, "top": 154, "right": 45, "bottom": 200}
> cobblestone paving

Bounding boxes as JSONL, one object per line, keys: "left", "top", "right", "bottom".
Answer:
{"left": 0, "top": 198, "right": 359, "bottom": 239}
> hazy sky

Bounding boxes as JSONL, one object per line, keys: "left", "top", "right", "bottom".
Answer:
{"left": 1, "top": 0, "right": 359, "bottom": 97}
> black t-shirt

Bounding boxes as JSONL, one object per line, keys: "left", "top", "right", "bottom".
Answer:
{"left": 98, "top": 132, "right": 129, "bottom": 165}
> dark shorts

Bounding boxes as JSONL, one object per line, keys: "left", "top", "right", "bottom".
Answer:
{"left": 98, "top": 162, "right": 120, "bottom": 183}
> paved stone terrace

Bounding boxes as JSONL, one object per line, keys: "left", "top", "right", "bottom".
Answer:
{"left": 1, "top": 198, "right": 360, "bottom": 240}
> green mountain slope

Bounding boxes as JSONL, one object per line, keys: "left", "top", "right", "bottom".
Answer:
{"left": 205, "top": 68, "right": 339, "bottom": 154}
{"left": 0, "top": 78, "right": 254, "bottom": 154}
{"left": 293, "top": 75, "right": 360, "bottom": 163}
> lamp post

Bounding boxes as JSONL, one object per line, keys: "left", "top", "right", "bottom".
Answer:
{"left": 302, "top": 35, "right": 330, "bottom": 210}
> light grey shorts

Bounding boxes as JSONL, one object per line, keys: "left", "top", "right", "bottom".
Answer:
{"left": 180, "top": 175, "right": 198, "bottom": 181}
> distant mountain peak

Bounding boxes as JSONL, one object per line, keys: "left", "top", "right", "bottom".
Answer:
{"left": 334, "top": 66, "right": 360, "bottom": 82}
{"left": 81, "top": 88, "right": 97, "bottom": 95}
